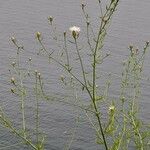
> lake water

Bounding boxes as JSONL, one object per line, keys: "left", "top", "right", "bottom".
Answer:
{"left": 0, "top": 0, "right": 150, "bottom": 149}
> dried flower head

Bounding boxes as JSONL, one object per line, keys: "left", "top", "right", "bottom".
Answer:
{"left": 69, "top": 26, "right": 81, "bottom": 39}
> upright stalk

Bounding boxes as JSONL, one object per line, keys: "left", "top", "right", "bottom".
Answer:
{"left": 35, "top": 72, "right": 40, "bottom": 149}
{"left": 74, "top": 38, "right": 87, "bottom": 87}
{"left": 63, "top": 32, "right": 70, "bottom": 70}
{"left": 17, "top": 48, "right": 26, "bottom": 138}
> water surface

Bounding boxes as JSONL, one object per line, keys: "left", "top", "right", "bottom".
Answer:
{"left": 0, "top": 0, "right": 150, "bottom": 149}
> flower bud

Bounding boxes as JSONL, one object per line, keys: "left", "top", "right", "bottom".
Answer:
{"left": 11, "top": 62, "right": 16, "bottom": 67}
{"left": 36, "top": 32, "right": 41, "bottom": 40}
{"left": 146, "top": 41, "right": 149, "bottom": 46}
{"left": 86, "top": 21, "right": 90, "bottom": 26}
{"left": 11, "top": 36, "right": 16, "bottom": 44}
{"left": 81, "top": 3, "right": 86, "bottom": 10}
{"left": 129, "top": 45, "right": 133, "bottom": 50}
{"left": 29, "top": 57, "right": 32, "bottom": 61}
{"left": 11, "top": 77, "right": 15, "bottom": 84}
{"left": 63, "top": 31, "right": 66, "bottom": 37}
{"left": 38, "top": 72, "right": 41, "bottom": 78}
{"left": 60, "top": 75, "right": 65, "bottom": 82}
{"left": 35, "top": 70, "right": 38, "bottom": 75}
{"left": 109, "top": 105, "right": 115, "bottom": 112}
{"left": 48, "top": 16, "right": 53, "bottom": 25}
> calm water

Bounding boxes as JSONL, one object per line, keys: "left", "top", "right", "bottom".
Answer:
{"left": 0, "top": 0, "right": 150, "bottom": 149}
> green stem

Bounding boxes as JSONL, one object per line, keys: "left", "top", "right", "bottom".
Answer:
{"left": 0, "top": 115, "right": 37, "bottom": 150}
{"left": 35, "top": 73, "right": 40, "bottom": 149}
{"left": 74, "top": 38, "right": 87, "bottom": 87}
{"left": 17, "top": 49, "right": 26, "bottom": 138}
{"left": 64, "top": 33, "right": 70, "bottom": 69}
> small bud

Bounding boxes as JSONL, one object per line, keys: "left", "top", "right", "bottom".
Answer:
{"left": 38, "top": 72, "right": 41, "bottom": 78}
{"left": 72, "top": 31, "right": 77, "bottom": 39}
{"left": 35, "top": 70, "right": 38, "bottom": 75}
{"left": 11, "top": 77, "right": 15, "bottom": 84}
{"left": 81, "top": 3, "right": 86, "bottom": 10}
{"left": 11, "top": 62, "right": 16, "bottom": 67}
{"left": 121, "top": 96, "right": 125, "bottom": 103}
{"left": 86, "top": 21, "right": 90, "bottom": 26}
{"left": 106, "top": 52, "right": 110, "bottom": 56}
{"left": 48, "top": 16, "right": 53, "bottom": 25}
{"left": 29, "top": 57, "right": 32, "bottom": 61}
{"left": 129, "top": 45, "right": 133, "bottom": 50}
{"left": 36, "top": 32, "right": 41, "bottom": 40}
{"left": 11, "top": 36, "right": 16, "bottom": 44}
{"left": 63, "top": 31, "right": 66, "bottom": 37}
{"left": 146, "top": 41, "right": 149, "bottom": 46}
{"left": 102, "top": 17, "right": 108, "bottom": 23}
{"left": 60, "top": 75, "right": 65, "bottom": 82}
{"left": 109, "top": 105, "right": 115, "bottom": 112}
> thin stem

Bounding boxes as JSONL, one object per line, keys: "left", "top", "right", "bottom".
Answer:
{"left": 74, "top": 38, "right": 87, "bottom": 87}
{"left": 0, "top": 114, "right": 37, "bottom": 150}
{"left": 91, "top": 1, "right": 120, "bottom": 149}
{"left": 20, "top": 73, "right": 26, "bottom": 138}
{"left": 64, "top": 33, "right": 70, "bottom": 69}
{"left": 98, "top": 0, "right": 103, "bottom": 17}
{"left": 35, "top": 73, "right": 40, "bottom": 149}
{"left": 16, "top": 48, "right": 26, "bottom": 138}
{"left": 38, "top": 39, "right": 93, "bottom": 100}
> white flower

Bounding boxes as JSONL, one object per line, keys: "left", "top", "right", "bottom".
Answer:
{"left": 69, "top": 26, "right": 80, "bottom": 33}
{"left": 69, "top": 26, "right": 80, "bottom": 39}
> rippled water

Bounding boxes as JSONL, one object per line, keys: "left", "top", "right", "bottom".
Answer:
{"left": 0, "top": 0, "right": 150, "bottom": 149}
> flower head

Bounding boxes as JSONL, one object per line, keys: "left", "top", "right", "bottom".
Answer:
{"left": 69, "top": 26, "right": 80, "bottom": 39}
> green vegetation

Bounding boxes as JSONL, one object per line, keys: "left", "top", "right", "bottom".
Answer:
{"left": 0, "top": 0, "right": 149, "bottom": 149}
